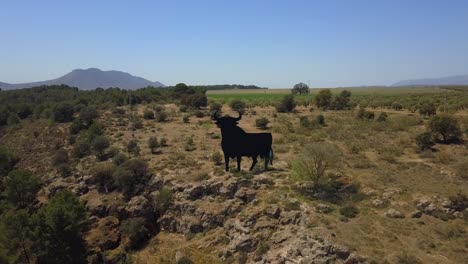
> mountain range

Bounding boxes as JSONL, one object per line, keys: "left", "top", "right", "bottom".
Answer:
{"left": 0, "top": 68, "right": 164, "bottom": 90}
{"left": 392, "top": 74, "right": 468, "bottom": 86}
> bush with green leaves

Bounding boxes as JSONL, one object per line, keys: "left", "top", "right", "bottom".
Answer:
{"left": 143, "top": 110, "right": 155, "bottom": 120}
{"left": 93, "top": 164, "right": 115, "bottom": 193}
{"left": 130, "top": 115, "right": 143, "bottom": 130}
{"left": 419, "top": 103, "right": 436, "bottom": 116}
{"left": 0, "top": 146, "right": 18, "bottom": 178}
{"left": 330, "top": 90, "right": 352, "bottom": 110}
{"left": 91, "top": 136, "right": 110, "bottom": 160}
{"left": 52, "top": 103, "right": 74, "bottom": 123}
{"left": 316, "top": 114, "right": 325, "bottom": 125}
{"left": 211, "top": 151, "right": 223, "bottom": 165}
{"left": 209, "top": 101, "right": 222, "bottom": 112}
{"left": 3, "top": 169, "right": 41, "bottom": 209}
{"left": 112, "top": 159, "right": 149, "bottom": 195}
{"left": 415, "top": 132, "right": 434, "bottom": 151}
{"left": 391, "top": 102, "right": 403, "bottom": 110}
{"left": 292, "top": 143, "right": 341, "bottom": 187}
{"left": 291, "top": 82, "right": 309, "bottom": 95}
{"left": 229, "top": 99, "right": 246, "bottom": 114}
{"left": 153, "top": 186, "right": 173, "bottom": 212}
{"left": 356, "top": 107, "right": 374, "bottom": 120}
{"left": 113, "top": 152, "right": 128, "bottom": 166}
{"left": 52, "top": 148, "right": 69, "bottom": 167}
{"left": 120, "top": 217, "right": 150, "bottom": 250}
{"left": 71, "top": 140, "right": 91, "bottom": 159}
{"left": 155, "top": 111, "right": 168, "bottom": 122}
{"left": 148, "top": 136, "right": 160, "bottom": 154}
{"left": 428, "top": 114, "right": 462, "bottom": 143}
{"left": 194, "top": 110, "right": 205, "bottom": 118}
{"left": 276, "top": 95, "right": 296, "bottom": 113}
{"left": 183, "top": 115, "right": 190, "bottom": 123}
{"left": 255, "top": 117, "right": 270, "bottom": 130}
{"left": 33, "top": 190, "right": 88, "bottom": 263}
{"left": 180, "top": 94, "right": 208, "bottom": 109}
{"left": 7, "top": 113, "right": 20, "bottom": 127}
{"left": 315, "top": 89, "right": 332, "bottom": 109}
{"left": 184, "top": 137, "right": 196, "bottom": 151}
{"left": 339, "top": 205, "right": 359, "bottom": 218}
{"left": 127, "top": 139, "right": 141, "bottom": 156}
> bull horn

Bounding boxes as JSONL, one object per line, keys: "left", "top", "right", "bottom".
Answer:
{"left": 234, "top": 111, "right": 242, "bottom": 121}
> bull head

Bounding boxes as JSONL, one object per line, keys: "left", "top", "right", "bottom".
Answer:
{"left": 213, "top": 110, "right": 242, "bottom": 128}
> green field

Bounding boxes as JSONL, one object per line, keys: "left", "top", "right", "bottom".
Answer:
{"left": 208, "top": 87, "right": 468, "bottom": 110}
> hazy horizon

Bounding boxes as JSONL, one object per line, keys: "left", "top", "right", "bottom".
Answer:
{"left": 1, "top": 0, "right": 468, "bottom": 88}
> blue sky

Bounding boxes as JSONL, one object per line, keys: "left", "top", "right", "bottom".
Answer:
{"left": 1, "top": 0, "right": 468, "bottom": 87}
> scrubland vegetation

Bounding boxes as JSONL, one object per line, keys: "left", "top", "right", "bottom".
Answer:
{"left": 0, "top": 84, "right": 467, "bottom": 263}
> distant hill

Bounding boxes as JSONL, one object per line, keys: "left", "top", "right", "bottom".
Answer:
{"left": 0, "top": 68, "right": 164, "bottom": 90}
{"left": 392, "top": 74, "right": 468, "bottom": 86}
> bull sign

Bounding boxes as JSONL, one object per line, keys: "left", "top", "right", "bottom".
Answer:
{"left": 213, "top": 111, "right": 273, "bottom": 172}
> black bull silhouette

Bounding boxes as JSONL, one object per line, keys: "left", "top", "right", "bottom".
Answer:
{"left": 213, "top": 111, "right": 273, "bottom": 171}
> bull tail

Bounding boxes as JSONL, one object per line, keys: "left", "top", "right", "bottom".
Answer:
{"left": 269, "top": 148, "right": 273, "bottom": 165}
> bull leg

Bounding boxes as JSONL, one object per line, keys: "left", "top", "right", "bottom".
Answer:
{"left": 264, "top": 155, "right": 269, "bottom": 171}
{"left": 237, "top": 156, "right": 242, "bottom": 171}
{"left": 250, "top": 156, "right": 258, "bottom": 171}
{"left": 224, "top": 155, "right": 230, "bottom": 172}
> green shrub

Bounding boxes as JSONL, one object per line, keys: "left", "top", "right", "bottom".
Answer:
{"left": 209, "top": 102, "right": 222, "bottom": 112}
{"left": 315, "top": 89, "right": 332, "bottom": 109}
{"left": 155, "top": 111, "right": 168, "bottom": 122}
{"left": 415, "top": 132, "right": 434, "bottom": 151}
{"left": 255, "top": 117, "right": 270, "bottom": 130}
{"left": 315, "top": 114, "right": 325, "bottom": 125}
{"left": 276, "top": 95, "right": 296, "bottom": 113}
{"left": 230, "top": 100, "right": 246, "bottom": 114}
{"left": 33, "top": 190, "right": 87, "bottom": 263}
{"left": 339, "top": 205, "right": 359, "bottom": 218}
{"left": 391, "top": 102, "right": 403, "bottom": 110}
{"left": 92, "top": 136, "right": 110, "bottom": 160}
{"left": 93, "top": 164, "right": 115, "bottom": 192}
{"left": 3, "top": 169, "right": 41, "bottom": 208}
{"left": 194, "top": 110, "right": 204, "bottom": 118}
{"left": 330, "top": 90, "right": 352, "bottom": 110}
{"left": 112, "top": 159, "right": 149, "bottom": 195}
{"left": 52, "top": 103, "right": 74, "bottom": 123}
{"left": 148, "top": 136, "right": 160, "bottom": 154}
{"left": 127, "top": 139, "right": 140, "bottom": 156}
{"left": 57, "top": 163, "right": 72, "bottom": 177}
{"left": 211, "top": 152, "right": 223, "bottom": 165}
{"left": 120, "top": 217, "right": 150, "bottom": 250}
{"left": 113, "top": 152, "right": 128, "bottom": 166}
{"left": 52, "top": 148, "right": 69, "bottom": 167}
{"left": 292, "top": 143, "right": 341, "bottom": 187}
{"left": 183, "top": 115, "right": 190, "bottom": 123}
{"left": 143, "top": 110, "right": 155, "bottom": 120}
{"left": 153, "top": 186, "right": 173, "bottom": 212}
{"left": 72, "top": 141, "right": 91, "bottom": 159}
{"left": 419, "top": 103, "right": 436, "bottom": 116}
{"left": 428, "top": 114, "right": 462, "bottom": 143}
{"left": 184, "top": 137, "right": 196, "bottom": 151}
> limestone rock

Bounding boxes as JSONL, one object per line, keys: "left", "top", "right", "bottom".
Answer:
{"left": 385, "top": 209, "right": 405, "bottom": 218}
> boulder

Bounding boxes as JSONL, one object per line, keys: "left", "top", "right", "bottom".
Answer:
{"left": 234, "top": 187, "right": 256, "bottom": 203}
{"left": 265, "top": 205, "right": 281, "bottom": 219}
{"left": 411, "top": 210, "right": 423, "bottom": 218}
{"left": 175, "top": 251, "right": 193, "bottom": 264}
{"left": 124, "top": 195, "right": 153, "bottom": 219}
{"left": 385, "top": 209, "right": 405, "bottom": 218}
